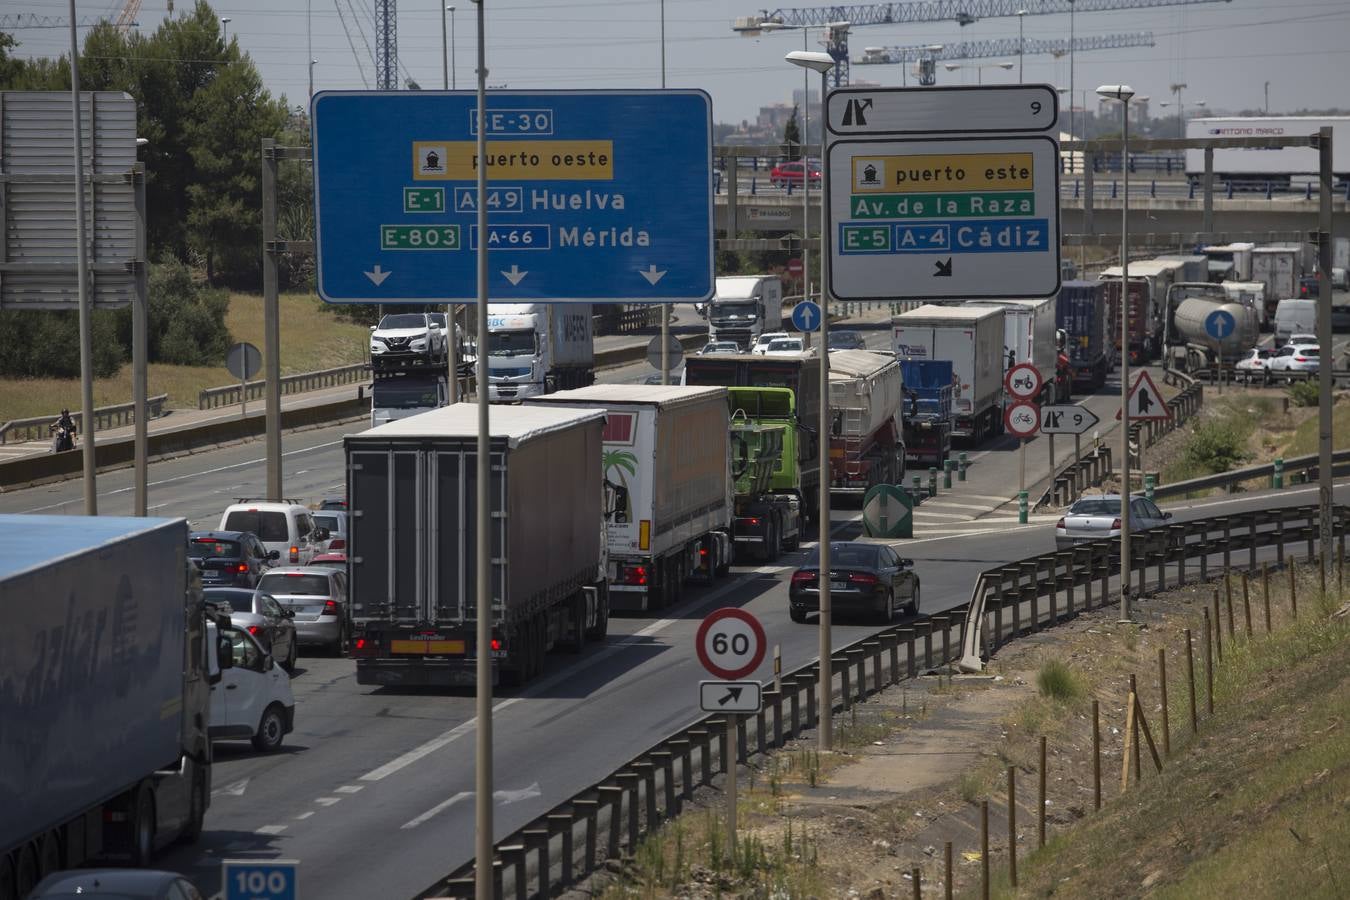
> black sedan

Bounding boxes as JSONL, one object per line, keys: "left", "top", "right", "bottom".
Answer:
{"left": 789, "top": 541, "right": 920, "bottom": 624}
{"left": 187, "top": 530, "right": 278, "bottom": 587}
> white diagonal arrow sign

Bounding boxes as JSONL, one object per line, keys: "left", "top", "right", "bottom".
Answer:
{"left": 639, "top": 264, "right": 666, "bottom": 285}
{"left": 364, "top": 264, "right": 391, "bottom": 286}
{"left": 502, "top": 265, "right": 528, "bottom": 285}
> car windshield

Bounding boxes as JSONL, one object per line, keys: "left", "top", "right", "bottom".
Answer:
{"left": 1069, "top": 498, "right": 1120, "bottom": 516}
{"left": 711, "top": 301, "right": 758, "bottom": 319}
{"left": 188, "top": 538, "right": 240, "bottom": 559}
{"left": 829, "top": 333, "right": 864, "bottom": 348}
{"left": 766, "top": 340, "right": 801, "bottom": 352}
{"left": 224, "top": 510, "right": 288, "bottom": 542}
{"left": 313, "top": 514, "right": 342, "bottom": 532}
{"left": 372, "top": 380, "right": 440, "bottom": 408}
{"left": 203, "top": 587, "right": 256, "bottom": 610}
{"left": 379, "top": 314, "right": 426, "bottom": 329}
{"left": 488, "top": 329, "right": 537, "bottom": 356}
{"left": 258, "top": 573, "right": 330, "bottom": 595}
{"left": 802, "top": 543, "right": 881, "bottom": 568}
{"left": 755, "top": 333, "right": 785, "bottom": 346}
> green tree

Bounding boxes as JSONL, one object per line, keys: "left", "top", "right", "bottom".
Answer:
{"left": 781, "top": 106, "right": 802, "bottom": 160}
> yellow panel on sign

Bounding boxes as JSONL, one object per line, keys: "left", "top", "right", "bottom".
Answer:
{"left": 851, "top": 153, "right": 1034, "bottom": 194}
{"left": 413, "top": 141, "right": 613, "bottom": 180}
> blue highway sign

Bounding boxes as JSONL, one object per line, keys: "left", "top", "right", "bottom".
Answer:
{"left": 1204, "top": 308, "right": 1237, "bottom": 340}
{"left": 791, "top": 299, "right": 823, "bottom": 332}
{"left": 223, "top": 860, "right": 298, "bottom": 900}
{"left": 312, "top": 90, "right": 714, "bottom": 304}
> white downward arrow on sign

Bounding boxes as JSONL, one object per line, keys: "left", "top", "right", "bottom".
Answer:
{"left": 502, "top": 265, "right": 528, "bottom": 285}
{"left": 639, "top": 265, "right": 667, "bottom": 286}
{"left": 364, "top": 264, "right": 391, "bottom": 286}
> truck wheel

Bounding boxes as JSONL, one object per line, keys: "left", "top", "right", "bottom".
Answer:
{"left": 179, "top": 769, "right": 207, "bottom": 844}
{"left": 11, "top": 847, "right": 35, "bottom": 900}
{"left": 789, "top": 605, "right": 809, "bottom": 623}
{"left": 783, "top": 520, "right": 800, "bottom": 552}
{"left": 0, "top": 852, "right": 16, "bottom": 900}
{"left": 252, "top": 704, "right": 287, "bottom": 753}
{"left": 585, "top": 588, "right": 610, "bottom": 640}
{"left": 131, "top": 784, "right": 156, "bottom": 866}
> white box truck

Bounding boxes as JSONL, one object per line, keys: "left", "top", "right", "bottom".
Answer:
{"left": 529, "top": 385, "right": 734, "bottom": 613}
{"left": 966, "top": 296, "right": 1060, "bottom": 403}
{"left": 485, "top": 303, "right": 595, "bottom": 402}
{"left": 705, "top": 275, "right": 784, "bottom": 350}
{"left": 1186, "top": 116, "right": 1350, "bottom": 189}
{"left": 892, "top": 304, "right": 1005, "bottom": 443}
{"left": 1202, "top": 242, "right": 1255, "bottom": 281}
{"left": 1251, "top": 246, "right": 1303, "bottom": 306}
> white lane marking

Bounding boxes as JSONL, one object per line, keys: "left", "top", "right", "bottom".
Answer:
{"left": 401, "top": 791, "right": 473, "bottom": 830}
{"left": 315, "top": 797, "right": 342, "bottom": 806}
{"left": 294, "top": 811, "right": 315, "bottom": 821}
{"left": 18, "top": 439, "right": 345, "bottom": 513}
{"left": 211, "top": 778, "right": 250, "bottom": 798}
{"left": 912, "top": 511, "right": 979, "bottom": 521}
{"left": 255, "top": 825, "right": 288, "bottom": 835}
{"left": 334, "top": 784, "right": 364, "bottom": 794}
{"left": 359, "top": 700, "right": 518, "bottom": 782}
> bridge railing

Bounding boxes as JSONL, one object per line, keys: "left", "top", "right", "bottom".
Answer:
{"left": 198, "top": 363, "right": 369, "bottom": 410}
{"left": 0, "top": 394, "right": 169, "bottom": 445}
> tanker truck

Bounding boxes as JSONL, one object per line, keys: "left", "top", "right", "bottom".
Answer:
{"left": 827, "top": 350, "right": 906, "bottom": 498}
{"left": 1162, "top": 282, "right": 1261, "bottom": 372}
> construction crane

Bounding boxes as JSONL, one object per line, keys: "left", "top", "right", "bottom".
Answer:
{"left": 734, "top": 0, "right": 1232, "bottom": 85}
{"left": 2, "top": 0, "right": 146, "bottom": 33}
{"left": 858, "top": 31, "right": 1155, "bottom": 85}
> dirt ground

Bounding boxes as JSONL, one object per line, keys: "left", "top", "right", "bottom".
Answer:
{"left": 575, "top": 561, "right": 1335, "bottom": 900}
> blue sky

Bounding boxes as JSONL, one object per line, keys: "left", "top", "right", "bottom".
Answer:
{"left": 9, "top": 0, "right": 1349, "bottom": 123}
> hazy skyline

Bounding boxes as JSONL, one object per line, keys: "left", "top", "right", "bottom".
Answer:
{"left": 9, "top": 0, "right": 1349, "bottom": 126}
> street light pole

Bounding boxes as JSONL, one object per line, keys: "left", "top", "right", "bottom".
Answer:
{"left": 1068, "top": 0, "right": 1075, "bottom": 169}
{"left": 1016, "top": 9, "right": 1027, "bottom": 84}
{"left": 659, "top": 0, "right": 671, "bottom": 385}
{"left": 220, "top": 16, "right": 230, "bottom": 42}
{"left": 1170, "top": 83, "right": 1186, "bottom": 140}
{"left": 787, "top": 49, "right": 836, "bottom": 752}
{"left": 1098, "top": 83, "right": 1135, "bottom": 623}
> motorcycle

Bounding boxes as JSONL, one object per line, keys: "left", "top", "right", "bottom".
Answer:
{"left": 50, "top": 423, "right": 75, "bottom": 453}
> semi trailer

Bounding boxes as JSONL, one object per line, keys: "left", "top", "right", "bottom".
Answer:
{"left": 892, "top": 304, "right": 1005, "bottom": 443}
{"left": 1056, "top": 281, "right": 1111, "bottom": 390}
{"left": 827, "top": 350, "right": 905, "bottom": 496}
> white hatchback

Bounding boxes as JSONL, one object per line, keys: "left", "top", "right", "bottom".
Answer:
{"left": 751, "top": 331, "right": 790, "bottom": 354}
{"left": 207, "top": 621, "right": 296, "bottom": 752}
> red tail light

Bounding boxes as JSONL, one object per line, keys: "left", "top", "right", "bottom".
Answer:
{"left": 490, "top": 638, "right": 502, "bottom": 651}
{"left": 1056, "top": 518, "right": 1066, "bottom": 529}
{"left": 328, "top": 538, "right": 346, "bottom": 550}
{"left": 322, "top": 599, "right": 341, "bottom": 616}
{"left": 848, "top": 572, "right": 879, "bottom": 586}
{"left": 790, "top": 570, "right": 817, "bottom": 584}
{"left": 1111, "top": 518, "right": 1122, "bottom": 530}
{"left": 236, "top": 563, "right": 249, "bottom": 573}
{"left": 1295, "top": 357, "right": 1308, "bottom": 363}
{"left": 622, "top": 565, "right": 648, "bottom": 586}
{"left": 354, "top": 637, "right": 367, "bottom": 650}
{"left": 747, "top": 517, "right": 760, "bottom": 526}
{"left": 247, "top": 625, "right": 262, "bottom": 636}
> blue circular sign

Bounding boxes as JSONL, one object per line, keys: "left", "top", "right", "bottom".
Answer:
{"left": 791, "top": 300, "right": 822, "bottom": 332}
{"left": 1204, "top": 309, "right": 1237, "bottom": 340}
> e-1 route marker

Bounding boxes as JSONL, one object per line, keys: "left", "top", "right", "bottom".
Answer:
{"left": 312, "top": 90, "right": 714, "bottom": 304}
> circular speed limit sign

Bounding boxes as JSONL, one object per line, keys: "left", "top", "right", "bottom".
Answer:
{"left": 694, "top": 608, "right": 767, "bottom": 680}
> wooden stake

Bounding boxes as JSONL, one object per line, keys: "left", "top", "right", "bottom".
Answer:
{"left": 1007, "top": 766, "right": 1017, "bottom": 887}
{"left": 1338, "top": 543, "right": 1344, "bottom": 594}
{"left": 1128, "top": 674, "right": 1141, "bottom": 780}
{"left": 1092, "top": 699, "right": 1101, "bottom": 811}
{"left": 912, "top": 866, "right": 922, "bottom": 900}
{"left": 1212, "top": 588, "right": 1223, "bottom": 661}
{"left": 1157, "top": 648, "right": 1171, "bottom": 756}
{"left": 1241, "top": 572, "right": 1252, "bottom": 635}
{"left": 1289, "top": 561, "right": 1298, "bottom": 620}
{"left": 1203, "top": 608, "right": 1215, "bottom": 716}
{"left": 1038, "top": 736, "right": 1047, "bottom": 849}
{"left": 944, "top": 841, "right": 953, "bottom": 900}
{"left": 1121, "top": 691, "right": 1137, "bottom": 793}
{"left": 1184, "top": 628, "right": 1197, "bottom": 734}
{"left": 980, "top": 800, "right": 989, "bottom": 900}
{"left": 1262, "top": 563, "right": 1272, "bottom": 634}
{"left": 1319, "top": 552, "right": 1326, "bottom": 596}
{"left": 1225, "top": 572, "right": 1235, "bottom": 638}
{"left": 1133, "top": 693, "right": 1164, "bottom": 773}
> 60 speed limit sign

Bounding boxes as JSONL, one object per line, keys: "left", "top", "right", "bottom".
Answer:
{"left": 694, "top": 608, "right": 767, "bottom": 680}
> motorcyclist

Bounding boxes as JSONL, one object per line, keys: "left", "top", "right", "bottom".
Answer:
{"left": 50, "top": 408, "right": 76, "bottom": 452}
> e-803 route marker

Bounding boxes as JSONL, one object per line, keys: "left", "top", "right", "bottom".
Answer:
{"left": 311, "top": 90, "right": 714, "bottom": 304}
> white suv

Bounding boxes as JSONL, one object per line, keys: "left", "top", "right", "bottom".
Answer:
{"left": 370, "top": 312, "right": 446, "bottom": 365}
{"left": 219, "top": 501, "right": 324, "bottom": 566}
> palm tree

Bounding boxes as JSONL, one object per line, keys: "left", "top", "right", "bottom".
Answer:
{"left": 601, "top": 449, "right": 639, "bottom": 523}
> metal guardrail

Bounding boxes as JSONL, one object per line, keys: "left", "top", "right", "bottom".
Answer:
{"left": 0, "top": 394, "right": 168, "bottom": 445}
{"left": 198, "top": 363, "right": 369, "bottom": 410}
{"left": 1152, "top": 449, "right": 1350, "bottom": 501}
{"left": 423, "top": 500, "right": 1348, "bottom": 898}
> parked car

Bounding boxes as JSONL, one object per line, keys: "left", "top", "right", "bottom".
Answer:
{"left": 828, "top": 330, "right": 867, "bottom": 351}
{"left": 219, "top": 500, "right": 325, "bottom": 566}
{"left": 256, "top": 567, "right": 351, "bottom": 655}
{"left": 751, "top": 331, "right": 790, "bottom": 354}
{"left": 699, "top": 339, "right": 742, "bottom": 355}
{"left": 789, "top": 541, "right": 920, "bottom": 624}
{"left": 763, "top": 337, "right": 806, "bottom": 356}
{"left": 1054, "top": 494, "right": 1171, "bottom": 550}
{"left": 207, "top": 620, "right": 296, "bottom": 753}
{"left": 369, "top": 312, "right": 447, "bottom": 365}
{"left": 27, "top": 870, "right": 205, "bottom": 900}
{"left": 203, "top": 586, "right": 299, "bottom": 672}
{"left": 1233, "top": 347, "right": 1271, "bottom": 382}
{"left": 311, "top": 509, "right": 349, "bottom": 553}
{"left": 769, "top": 159, "right": 822, "bottom": 188}
{"left": 1267, "top": 343, "right": 1320, "bottom": 378}
{"left": 187, "top": 530, "right": 278, "bottom": 587}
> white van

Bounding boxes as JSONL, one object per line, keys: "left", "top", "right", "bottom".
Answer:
{"left": 1274, "top": 298, "right": 1317, "bottom": 343}
{"left": 207, "top": 620, "right": 296, "bottom": 752}
{"left": 219, "top": 500, "right": 324, "bottom": 566}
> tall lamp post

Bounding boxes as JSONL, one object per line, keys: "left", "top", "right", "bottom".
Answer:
{"left": 1068, "top": 0, "right": 1076, "bottom": 170}
{"left": 220, "top": 16, "right": 231, "bottom": 42}
{"left": 944, "top": 61, "right": 1014, "bottom": 84}
{"left": 786, "top": 48, "right": 836, "bottom": 752}
{"left": 441, "top": 4, "right": 459, "bottom": 401}
{"left": 1016, "top": 9, "right": 1028, "bottom": 83}
{"left": 1098, "top": 83, "right": 1135, "bottom": 623}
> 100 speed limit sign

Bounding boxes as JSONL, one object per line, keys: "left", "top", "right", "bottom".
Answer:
{"left": 694, "top": 607, "right": 767, "bottom": 680}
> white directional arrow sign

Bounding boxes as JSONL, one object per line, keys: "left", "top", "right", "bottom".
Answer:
{"left": 699, "top": 680, "right": 763, "bottom": 713}
{"left": 502, "top": 265, "right": 528, "bottom": 286}
{"left": 639, "top": 264, "right": 667, "bottom": 285}
{"left": 364, "top": 264, "right": 392, "bottom": 286}
{"left": 1039, "top": 404, "right": 1100, "bottom": 435}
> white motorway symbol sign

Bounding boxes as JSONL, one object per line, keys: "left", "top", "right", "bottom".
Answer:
{"left": 699, "top": 680, "right": 763, "bottom": 714}
{"left": 827, "top": 84, "right": 1060, "bottom": 137}
{"left": 1039, "top": 404, "right": 1100, "bottom": 435}
{"left": 826, "top": 135, "right": 1061, "bottom": 301}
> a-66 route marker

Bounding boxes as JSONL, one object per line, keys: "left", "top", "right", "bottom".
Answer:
{"left": 695, "top": 607, "right": 766, "bottom": 855}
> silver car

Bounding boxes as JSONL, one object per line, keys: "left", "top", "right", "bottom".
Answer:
{"left": 202, "top": 586, "right": 299, "bottom": 673}
{"left": 311, "top": 509, "right": 349, "bottom": 553}
{"left": 1055, "top": 494, "right": 1171, "bottom": 550}
{"left": 257, "top": 567, "right": 351, "bottom": 655}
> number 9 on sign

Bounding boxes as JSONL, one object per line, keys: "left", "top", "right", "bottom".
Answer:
{"left": 695, "top": 608, "right": 767, "bottom": 680}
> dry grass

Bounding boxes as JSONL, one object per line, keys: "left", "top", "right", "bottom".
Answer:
{"left": 0, "top": 293, "right": 369, "bottom": 422}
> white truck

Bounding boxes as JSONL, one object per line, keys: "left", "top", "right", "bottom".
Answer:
{"left": 529, "top": 385, "right": 734, "bottom": 613}
{"left": 705, "top": 275, "right": 784, "bottom": 350}
{"left": 1186, "top": 116, "right": 1350, "bottom": 189}
{"left": 485, "top": 303, "right": 594, "bottom": 402}
{"left": 1201, "top": 242, "right": 1255, "bottom": 281}
{"left": 1251, "top": 246, "right": 1304, "bottom": 309}
{"left": 966, "top": 296, "right": 1060, "bottom": 404}
{"left": 370, "top": 370, "right": 448, "bottom": 427}
{"left": 893, "top": 304, "right": 1005, "bottom": 443}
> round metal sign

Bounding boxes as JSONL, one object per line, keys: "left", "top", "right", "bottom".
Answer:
{"left": 695, "top": 607, "right": 767, "bottom": 680}
{"left": 226, "top": 342, "right": 263, "bottom": 381}
{"left": 1004, "top": 362, "right": 1042, "bottom": 401}
{"left": 1004, "top": 400, "right": 1041, "bottom": 438}
{"left": 646, "top": 333, "right": 684, "bottom": 372}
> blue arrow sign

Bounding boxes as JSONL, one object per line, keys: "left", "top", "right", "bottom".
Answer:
{"left": 312, "top": 90, "right": 714, "bottom": 304}
{"left": 791, "top": 299, "right": 823, "bottom": 332}
{"left": 1204, "top": 308, "right": 1237, "bottom": 340}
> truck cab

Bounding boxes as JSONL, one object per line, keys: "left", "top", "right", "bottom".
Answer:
{"left": 485, "top": 303, "right": 594, "bottom": 402}
{"left": 370, "top": 370, "right": 448, "bottom": 428}
{"left": 706, "top": 276, "right": 784, "bottom": 350}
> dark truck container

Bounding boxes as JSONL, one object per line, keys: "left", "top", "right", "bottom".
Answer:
{"left": 1057, "top": 280, "right": 1110, "bottom": 390}
{"left": 1, "top": 516, "right": 215, "bottom": 895}
{"left": 345, "top": 404, "right": 610, "bottom": 687}
{"left": 898, "top": 360, "right": 955, "bottom": 467}
{"left": 684, "top": 351, "right": 822, "bottom": 524}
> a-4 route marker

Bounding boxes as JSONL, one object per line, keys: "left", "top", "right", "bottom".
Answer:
{"left": 312, "top": 89, "right": 714, "bottom": 304}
